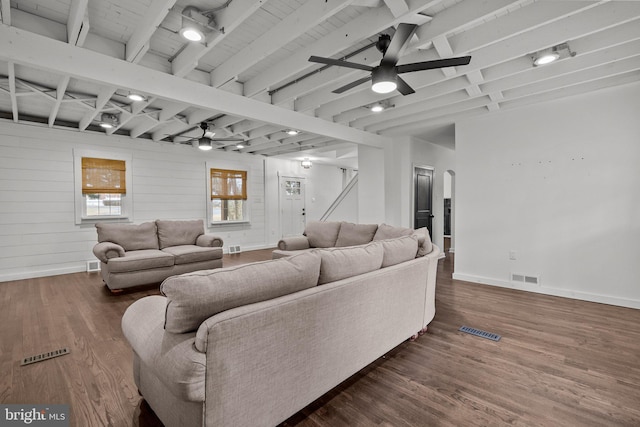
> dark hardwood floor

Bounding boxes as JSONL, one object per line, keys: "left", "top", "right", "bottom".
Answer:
{"left": 1, "top": 249, "right": 639, "bottom": 426}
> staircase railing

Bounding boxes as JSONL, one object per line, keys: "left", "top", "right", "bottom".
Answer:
{"left": 319, "top": 173, "right": 358, "bottom": 221}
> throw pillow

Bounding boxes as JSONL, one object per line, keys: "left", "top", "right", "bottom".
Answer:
{"left": 156, "top": 219, "right": 204, "bottom": 249}
{"left": 372, "top": 223, "right": 414, "bottom": 241}
{"left": 161, "top": 251, "right": 321, "bottom": 333}
{"left": 303, "top": 221, "right": 341, "bottom": 248}
{"left": 334, "top": 222, "right": 378, "bottom": 247}
{"left": 317, "top": 241, "right": 383, "bottom": 285}
{"left": 380, "top": 235, "right": 419, "bottom": 267}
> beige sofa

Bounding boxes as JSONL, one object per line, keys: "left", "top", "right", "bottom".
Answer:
{"left": 273, "top": 220, "right": 433, "bottom": 258}
{"left": 93, "top": 219, "right": 223, "bottom": 292}
{"left": 121, "top": 227, "right": 441, "bottom": 427}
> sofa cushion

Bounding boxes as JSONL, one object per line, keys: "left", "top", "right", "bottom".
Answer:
{"left": 334, "top": 222, "right": 378, "bottom": 247}
{"left": 156, "top": 219, "right": 204, "bottom": 249}
{"left": 161, "top": 251, "right": 322, "bottom": 333}
{"left": 380, "top": 235, "right": 419, "bottom": 267}
{"left": 96, "top": 221, "right": 159, "bottom": 251}
{"left": 303, "top": 221, "right": 341, "bottom": 248}
{"left": 413, "top": 227, "right": 433, "bottom": 257}
{"left": 162, "top": 245, "right": 223, "bottom": 265}
{"left": 317, "top": 241, "right": 383, "bottom": 285}
{"left": 107, "top": 249, "right": 174, "bottom": 273}
{"left": 372, "top": 223, "right": 414, "bottom": 241}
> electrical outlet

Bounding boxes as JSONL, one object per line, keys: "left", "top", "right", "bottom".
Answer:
{"left": 509, "top": 250, "right": 517, "bottom": 260}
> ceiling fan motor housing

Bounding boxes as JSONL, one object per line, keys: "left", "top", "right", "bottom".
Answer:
{"left": 376, "top": 34, "right": 391, "bottom": 54}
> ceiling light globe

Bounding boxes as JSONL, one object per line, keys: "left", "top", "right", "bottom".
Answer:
{"left": 180, "top": 27, "right": 204, "bottom": 42}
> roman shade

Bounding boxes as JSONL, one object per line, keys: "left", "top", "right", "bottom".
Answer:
{"left": 82, "top": 157, "right": 126, "bottom": 194}
{"left": 210, "top": 169, "right": 246, "bottom": 200}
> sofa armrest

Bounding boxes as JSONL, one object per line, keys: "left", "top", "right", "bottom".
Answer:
{"left": 277, "top": 235, "right": 311, "bottom": 251}
{"left": 93, "top": 242, "right": 125, "bottom": 263}
{"left": 196, "top": 234, "right": 223, "bottom": 247}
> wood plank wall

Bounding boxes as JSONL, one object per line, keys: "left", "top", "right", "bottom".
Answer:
{"left": 0, "top": 121, "right": 266, "bottom": 281}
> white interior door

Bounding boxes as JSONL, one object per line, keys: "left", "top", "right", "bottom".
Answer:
{"left": 280, "top": 176, "right": 306, "bottom": 237}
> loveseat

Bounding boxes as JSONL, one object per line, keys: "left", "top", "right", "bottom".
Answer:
{"left": 121, "top": 226, "right": 441, "bottom": 427}
{"left": 92, "top": 219, "right": 223, "bottom": 292}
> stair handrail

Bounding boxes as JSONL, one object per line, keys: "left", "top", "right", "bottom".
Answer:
{"left": 319, "top": 172, "right": 358, "bottom": 221}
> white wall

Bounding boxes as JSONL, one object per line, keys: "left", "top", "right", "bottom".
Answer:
{"left": 455, "top": 81, "right": 640, "bottom": 309}
{"left": 411, "top": 137, "right": 456, "bottom": 252}
{"left": 264, "top": 158, "right": 344, "bottom": 246}
{"left": 0, "top": 121, "right": 272, "bottom": 281}
{"left": 358, "top": 145, "right": 385, "bottom": 224}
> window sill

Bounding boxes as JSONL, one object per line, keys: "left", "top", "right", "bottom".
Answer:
{"left": 210, "top": 220, "right": 250, "bottom": 226}
{"left": 78, "top": 216, "right": 131, "bottom": 225}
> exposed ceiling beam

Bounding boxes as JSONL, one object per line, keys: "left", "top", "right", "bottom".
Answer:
{"left": 1, "top": 0, "right": 10, "bottom": 25}
{"left": 7, "top": 62, "right": 18, "bottom": 122}
{"left": 67, "top": 0, "right": 89, "bottom": 46}
{"left": 383, "top": 0, "right": 409, "bottom": 18}
{"left": 171, "top": 0, "right": 264, "bottom": 77}
{"left": 210, "top": 0, "right": 355, "bottom": 88}
{"left": 311, "top": 0, "right": 634, "bottom": 119}
{"left": 244, "top": 0, "right": 439, "bottom": 98}
{"left": 126, "top": 0, "right": 177, "bottom": 62}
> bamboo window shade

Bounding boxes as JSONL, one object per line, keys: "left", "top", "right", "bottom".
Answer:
{"left": 82, "top": 157, "right": 126, "bottom": 194}
{"left": 210, "top": 169, "right": 247, "bottom": 200}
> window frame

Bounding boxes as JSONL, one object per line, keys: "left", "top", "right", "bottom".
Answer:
{"left": 206, "top": 164, "right": 250, "bottom": 225}
{"left": 73, "top": 149, "right": 133, "bottom": 224}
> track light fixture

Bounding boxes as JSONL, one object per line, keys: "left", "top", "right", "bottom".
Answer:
{"left": 180, "top": 6, "right": 216, "bottom": 42}
{"left": 99, "top": 113, "right": 119, "bottom": 129}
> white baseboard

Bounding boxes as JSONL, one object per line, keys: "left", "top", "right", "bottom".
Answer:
{"left": 0, "top": 265, "right": 87, "bottom": 283}
{"left": 452, "top": 273, "right": 640, "bottom": 310}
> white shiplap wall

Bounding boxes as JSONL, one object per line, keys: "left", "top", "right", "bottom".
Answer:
{"left": 0, "top": 120, "right": 267, "bottom": 282}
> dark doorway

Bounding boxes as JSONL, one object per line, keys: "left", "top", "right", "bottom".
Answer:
{"left": 414, "top": 166, "right": 434, "bottom": 237}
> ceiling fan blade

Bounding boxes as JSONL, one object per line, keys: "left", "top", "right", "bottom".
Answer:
{"left": 396, "top": 76, "right": 415, "bottom": 96}
{"left": 211, "top": 138, "right": 245, "bottom": 142}
{"left": 381, "top": 23, "right": 418, "bottom": 66}
{"left": 309, "top": 56, "right": 373, "bottom": 72}
{"left": 396, "top": 56, "right": 472, "bottom": 73}
{"left": 332, "top": 76, "right": 372, "bottom": 94}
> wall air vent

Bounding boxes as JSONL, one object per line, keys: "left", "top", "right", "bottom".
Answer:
{"left": 228, "top": 245, "right": 241, "bottom": 254}
{"left": 511, "top": 273, "right": 539, "bottom": 285}
{"left": 87, "top": 260, "right": 100, "bottom": 272}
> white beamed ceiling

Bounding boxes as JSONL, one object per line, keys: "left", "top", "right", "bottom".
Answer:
{"left": 0, "top": 0, "right": 639, "bottom": 163}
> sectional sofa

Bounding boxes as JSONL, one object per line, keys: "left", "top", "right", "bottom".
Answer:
{"left": 121, "top": 222, "right": 441, "bottom": 426}
{"left": 92, "top": 219, "right": 223, "bottom": 292}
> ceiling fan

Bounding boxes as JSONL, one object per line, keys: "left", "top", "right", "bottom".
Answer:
{"left": 171, "top": 122, "right": 245, "bottom": 151}
{"left": 308, "top": 23, "right": 471, "bottom": 96}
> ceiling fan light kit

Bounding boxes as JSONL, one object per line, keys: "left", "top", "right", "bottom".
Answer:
{"left": 371, "top": 104, "right": 385, "bottom": 112}
{"left": 371, "top": 67, "right": 397, "bottom": 94}
{"left": 309, "top": 23, "right": 471, "bottom": 97}
{"left": 198, "top": 138, "right": 213, "bottom": 151}
{"left": 286, "top": 129, "right": 300, "bottom": 136}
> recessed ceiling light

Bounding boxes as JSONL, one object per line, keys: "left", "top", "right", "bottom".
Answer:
{"left": 128, "top": 93, "right": 145, "bottom": 102}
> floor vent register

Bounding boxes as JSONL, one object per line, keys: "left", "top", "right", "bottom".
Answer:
{"left": 459, "top": 326, "right": 501, "bottom": 341}
{"left": 21, "top": 348, "right": 70, "bottom": 366}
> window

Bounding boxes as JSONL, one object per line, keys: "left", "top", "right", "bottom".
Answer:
{"left": 74, "top": 150, "right": 132, "bottom": 224}
{"left": 210, "top": 168, "right": 247, "bottom": 222}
